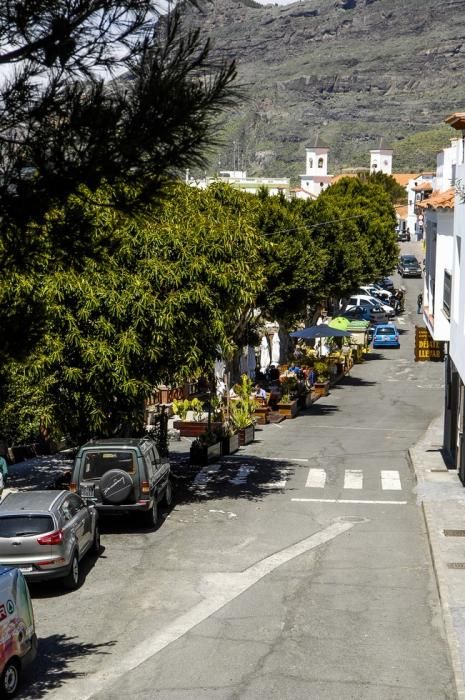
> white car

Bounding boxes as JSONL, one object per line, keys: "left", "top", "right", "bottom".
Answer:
{"left": 348, "top": 294, "right": 395, "bottom": 317}
{"left": 359, "top": 284, "right": 392, "bottom": 301}
{"left": 0, "top": 566, "right": 37, "bottom": 697}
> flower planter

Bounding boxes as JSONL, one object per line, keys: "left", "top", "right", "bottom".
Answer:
{"left": 253, "top": 405, "right": 271, "bottom": 425}
{"left": 173, "top": 420, "right": 223, "bottom": 438}
{"left": 305, "top": 391, "right": 315, "bottom": 408}
{"left": 238, "top": 424, "right": 255, "bottom": 446}
{"left": 277, "top": 400, "right": 299, "bottom": 419}
{"left": 221, "top": 432, "right": 240, "bottom": 456}
{"left": 313, "top": 381, "right": 330, "bottom": 398}
{"left": 189, "top": 441, "right": 222, "bottom": 466}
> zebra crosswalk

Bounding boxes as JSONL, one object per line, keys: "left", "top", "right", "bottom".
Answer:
{"left": 305, "top": 468, "right": 403, "bottom": 491}
{"left": 189, "top": 462, "right": 405, "bottom": 497}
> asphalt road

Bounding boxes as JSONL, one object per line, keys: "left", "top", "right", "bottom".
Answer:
{"left": 21, "top": 242, "right": 456, "bottom": 700}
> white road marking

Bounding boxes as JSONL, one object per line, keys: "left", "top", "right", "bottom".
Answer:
{"left": 305, "top": 468, "right": 326, "bottom": 488}
{"left": 381, "top": 470, "right": 402, "bottom": 490}
{"left": 266, "top": 457, "right": 309, "bottom": 463}
{"left": 260, "top": 480, "right": 287, "bottom": 490}
{"left": 307, "top": 424, "right": 418, "bottom": 432}
{"left": 229, "top": 464, "right": 255, "bottom": 485}
{"left": 272, "top": 424, "right": 283, "bottom": 429}
{"left": 344, "top": 469, "right": 363, "bottom": 489}
{"left": 292, "top": 498, "right": 407, "bottom": 505}
{"left": 57, "top": 521, "right": 359, "bottom": 700}
{"left": 192, "top": 463, "right": 221, "bottom": 488}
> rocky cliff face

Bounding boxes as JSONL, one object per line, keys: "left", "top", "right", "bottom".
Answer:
{"left": 184, "top": 0, "right": 465, "bottom": 177}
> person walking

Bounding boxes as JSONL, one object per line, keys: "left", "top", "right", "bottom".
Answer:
{"left": 0, "top": 451, "right": 8, "bottom": 497}
{"left": 417, "top": 292, "right": 423, "bottom": 314}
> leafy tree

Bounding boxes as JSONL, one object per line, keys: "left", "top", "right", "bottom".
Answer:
{"left": 0, "top": 183, "right": 264, "bottom": 442}
{"left": 357, "top": 171, "right": 407, "bottom": 204}
{"left": 254, "top": 192, "right": 326, "bottom": 326}
{"left": 0, "top": 2, "right": 238, "bottom": 367}
{"left": 301, "top": 176, "right": 398, "bottom": 299}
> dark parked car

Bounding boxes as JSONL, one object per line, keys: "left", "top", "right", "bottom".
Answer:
{"left": 397, "top": 230, "right": 410, "bottom": 242}
{"left": 398, "top": 255, "right": 422, "bottom": 278}
{"left": 71, "top": 436, "right": 172, "bottom": 527}
{"left": 342, "top": 305, "right": 388, "bottom": 325}
{"left": 0, "top": 491, "right": 99, "bottom": 589}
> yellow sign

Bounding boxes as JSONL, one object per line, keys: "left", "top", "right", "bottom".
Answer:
{"left": 414, "top": 327, "right": 445, "bottom": 362}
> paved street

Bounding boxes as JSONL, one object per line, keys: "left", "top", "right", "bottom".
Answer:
{"left": 18, "top": 243, "right": 457, "bottom": 699}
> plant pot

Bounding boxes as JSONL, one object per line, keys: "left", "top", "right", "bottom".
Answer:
{"left": 173, "top": 420, "right": 223, "bottom": 438}
{"left": 222, "top": 432, "right": 240, "bottom": 456}
{"left": 238, "top": 424, "right": 255, "bottom": 446}
{"left": 189, "top": 441, "right": 222, "bottom": 466}
{"left": 313, "top": 381, "right": 330, "bottom": 398}
{"left": 305, "top": 391, "right": 315, "bottom": 408}
{"left": 253, "top": 405, "right": 271, "bottom": 425}
{"left": 277, "top": 400, "right": 299, "bottom": 418}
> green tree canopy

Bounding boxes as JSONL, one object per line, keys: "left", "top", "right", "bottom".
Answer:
{"left": 0, "top": 183, "right": 264, "bottom": 442}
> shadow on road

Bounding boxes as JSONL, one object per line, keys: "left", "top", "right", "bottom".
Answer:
{"left": 19, "top": 634, "right": 116, "bottom": 699}
{"left": 331, "top": 376, "right": 376, "bottom": 388}
{"left": 172, "top": 454, "right": 300, "bottom": 506}
{"left": 28, "top": 548, "right": 105, "bottom": 599}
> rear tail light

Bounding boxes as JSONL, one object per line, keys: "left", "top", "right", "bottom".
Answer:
{"left": 69, "top": 482, "right": 77, "bottom": 493}
{"left": 37, "top": 530, "right": 64, "bottom": 546}
{"left": 140, "top": 481, "right": 150, "bottom": 495}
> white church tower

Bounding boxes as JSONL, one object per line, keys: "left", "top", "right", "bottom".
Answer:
{"left": 300, "top": 136, "right": 332, "bottom": 198}
{"left": 369, "top": 138, "right": 393, "bottom": 175}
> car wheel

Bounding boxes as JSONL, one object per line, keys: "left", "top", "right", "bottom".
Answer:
{"left": 142, "top": 500, "right": 158, "bottom": 528}
{"left": 1, "top": 659, "right": 20, "bottom": 698}
{"left": 164, "top": 479, "right": 173, "bottom": 506}
{"left": 92, "top": 525, "right": 101, "bottom": 554}
{"left": 63, "top": 553, "right": 80, "bottom": 590}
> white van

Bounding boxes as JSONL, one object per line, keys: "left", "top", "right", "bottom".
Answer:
{"left": 348, "top": 294, "right": 395, "bottom": 317}
{"left": 0, "top": 567, "right": 37, "bottom": 697}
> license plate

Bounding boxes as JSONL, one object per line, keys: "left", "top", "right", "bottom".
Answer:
{"left": 81, "top": 484, "right": 95, "bottom": 498}
{"left": 19, "top": 566, "right": 33, "bottom": 573}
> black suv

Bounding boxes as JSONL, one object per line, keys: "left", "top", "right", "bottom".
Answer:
{"left": 398, "top": 255, "right": 422, "bottom": 278}
{"left": 70, "top": 437, "right": 171, "bottom": 527}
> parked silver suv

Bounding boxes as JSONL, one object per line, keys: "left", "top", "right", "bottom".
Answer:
{"left": 0, "top": 491, "right": 99, "bottom": 590}
{"left": 70, "top": 437, "right": 172, "bottom": 527}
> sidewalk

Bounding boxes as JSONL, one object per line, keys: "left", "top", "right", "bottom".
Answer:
{"left": 410, "top": 413, "right": 465, "bottom": 699}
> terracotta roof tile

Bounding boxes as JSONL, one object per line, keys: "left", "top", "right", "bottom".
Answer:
{"left": 412, "top": 182, "right": 433, "bottom": 192}
{"left": 392, "top": 173, "right": 417, "bottom": 187}
{"left": 417, "top": 188, "right": 455, "bottom": 210}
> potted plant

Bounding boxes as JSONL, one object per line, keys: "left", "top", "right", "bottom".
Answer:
{"left": 230, "top": 374, "right": 257, "bottom": 446}
{"left": 220, "top": 423, "right": 240, "bottom": 456}
{"left": 313, "top": 360, "right": 330, "bottom": 397}
{"left": 173, "top": 398, "right": 223, "bottom": 437}
{"left": 189, "top": 429, "right": 222, "bottom": 466}
{"left": 277, "top": 376, "right": 299, "bottom": 418}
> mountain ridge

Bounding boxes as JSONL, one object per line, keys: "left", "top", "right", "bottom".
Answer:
{"left": 183, "top": 0, "right": 465, "bottom": 179}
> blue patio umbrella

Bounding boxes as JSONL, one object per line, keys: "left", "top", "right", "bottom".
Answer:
{"left": 289, "top": 324, "right": 352, "bottom": 339}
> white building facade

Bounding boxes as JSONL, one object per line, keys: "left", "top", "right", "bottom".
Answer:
{"left": 437, "top": 113, "right": 465, "bottom": 481}
{"left": 300, "top": 138, "right": 332, "bottom": 198}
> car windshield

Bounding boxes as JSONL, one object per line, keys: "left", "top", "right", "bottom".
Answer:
{"left": 377, "top": 327, "right": 396, "bottom": 335}
{"left": 0, "top": 515, "right": 54, "bottom": 537}
{"left": 403, "top": 257, "right": 418, "bottom": 265}
{"left": 81, "top": 450, "right": 137, "bottom": 479}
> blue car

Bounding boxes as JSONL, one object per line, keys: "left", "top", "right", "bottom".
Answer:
{"left": 372, "top": 323, "right": 400, "bottom": 349}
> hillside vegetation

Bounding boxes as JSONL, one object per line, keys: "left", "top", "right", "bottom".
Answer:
{"left": 184, "top": 0, "right": 465, "bottom": 179}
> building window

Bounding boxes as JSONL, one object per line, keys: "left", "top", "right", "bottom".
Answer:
{"left": 372, "top": 162, "right": 378, "bottom": 170}
{"left": 443, "top": 270, "right": 452, "bottom": 320}
{"left": 320, "top": 182, "right": 324, "bottom": 187}
{"left": 318, "top": 157, "right": 324, "bottom": 168}
{"left": 308, "top": 158, "right": 313, "bottom": 169}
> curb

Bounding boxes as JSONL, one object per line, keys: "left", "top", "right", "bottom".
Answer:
{"left": 409, "top": 424, "right": 465, "bottom": 700}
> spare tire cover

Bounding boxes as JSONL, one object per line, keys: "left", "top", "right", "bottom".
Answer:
{"left": 100, "top": 469, "right": 133, "bottom": 504}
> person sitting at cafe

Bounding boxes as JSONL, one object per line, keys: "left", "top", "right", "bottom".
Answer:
{"left": 268, "top": 364, "right": 280, "bottom": 382}
{"left": 254, "top": 384, "right": 267, "bottom": 401}
{"left": 268, "top": 382, "right": 282, "bottom": 410}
